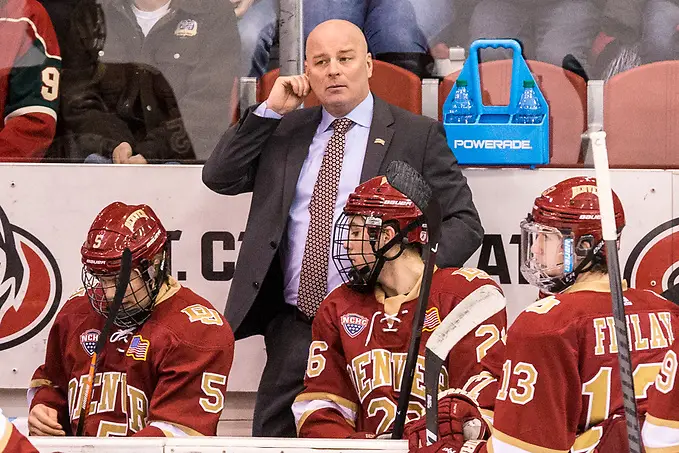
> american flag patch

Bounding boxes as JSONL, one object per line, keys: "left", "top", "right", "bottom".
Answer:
{"left": 125, "top": 335, "right": 150, "bottom": 361}
{"left": 341, "top": 313, "right": 369, "bottom": 338}
{"left": 422, "top": 307, "right": 441, "bottom": 332}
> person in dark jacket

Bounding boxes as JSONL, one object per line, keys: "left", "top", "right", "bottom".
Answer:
{"left": 58, "top": 0, "right": 240, "bottom": 163}
{"left": 599, "top": 0, "right": 678, "bottom": 74}
{"left": 235, "top": 0, "right": 452, "bottom": 78}
{"left": 640, "top": 0, "right": 679, "bottom": 62}
{"left": 468, "top": 0, "right": 600, "bottom": 72}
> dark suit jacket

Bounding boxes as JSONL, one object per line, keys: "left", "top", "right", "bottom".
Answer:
{"left": 203, "top": 96, "right": 483, "bottom": 338}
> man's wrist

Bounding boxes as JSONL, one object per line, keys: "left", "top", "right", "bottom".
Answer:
{"left": 254, "top": 101, "right": 283, "bottom": 119}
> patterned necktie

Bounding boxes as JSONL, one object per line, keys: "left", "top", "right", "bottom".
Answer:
{"left": 297, "top": 117, "right": 354, "bottom": 319}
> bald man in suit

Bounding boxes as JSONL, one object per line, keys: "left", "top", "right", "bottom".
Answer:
{"left": 203, "top": 19, "right": 483, "bottom": 437}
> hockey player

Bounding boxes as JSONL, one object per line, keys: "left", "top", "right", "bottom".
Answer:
{"left": 27, "top": 202, "right": 234, "bottom": 437}
{"left": 292, "top": 176, "right": 507, "bottom": 438}
{"left": 405, "top": 176, "right": 679, "bottom": 453}
{"left": 1, "top": 409, "right": 38, "bottom": 452}
{"left": 642, "top": 339, "right": 679, "bottom": 451}
{"left": 1, "top": 0, "right": 61, "bottom": 160}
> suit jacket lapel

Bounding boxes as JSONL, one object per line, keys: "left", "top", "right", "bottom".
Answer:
{"left": 282, "top": 107, "right": 323, "bottom": 213}
{"left": 361, "top": 97, "right": 395, "bottom": 182}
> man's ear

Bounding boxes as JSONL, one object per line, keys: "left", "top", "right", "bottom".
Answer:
{"left": 366, "top": 52, "right": 373, "bottom": 78}
{"left": 382, "top": 225, "right": 398, "bottom": 244}
{"left": 304, "top": 60, "right": 310, "bottom": 78}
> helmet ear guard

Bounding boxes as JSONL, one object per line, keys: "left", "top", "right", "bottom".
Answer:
{"left": 520, "top": 176, "right": 625, "bottom": 294}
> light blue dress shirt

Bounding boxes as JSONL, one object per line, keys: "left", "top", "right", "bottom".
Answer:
{"left": 254, "top": 93, "right": 374, "bottom": 307}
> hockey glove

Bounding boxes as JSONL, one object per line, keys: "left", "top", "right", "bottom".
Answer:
{"left": 404, "top": 389, "right": 489, "bottom": 450}
{"left": 572, "top": 412, "right": 630, "bottom": 453}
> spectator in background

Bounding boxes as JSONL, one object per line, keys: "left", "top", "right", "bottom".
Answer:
{"left": 640, "top": 0, "right": 679, "bottom": 62}
{"left": 468, "top": 0, "right": 600, "bottom": 72}
{"left": 1, "top": 0, "right": 61, "bottom": 161}
{"left": 236, "top": 0, "right": 454, "bottom": 78}
{"left": 231, "top": 0, "right": 277, "bottom": 76}
{"left": 36, "top": 0, "right": 79, "bottom": 47}
{"left": 594, "top": 0, "right": 644, "bottom": 79}
{"left": 596, "top": 0, "right": 679, "bottom": 78}
{"left": 58, "top": 0, "right": 240, "bottom": 163}
{"left": 303, "top": 0, "right": 436, "bottom": 78}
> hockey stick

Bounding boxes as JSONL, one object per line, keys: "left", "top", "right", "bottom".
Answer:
{"left": 424, "top": 285, "right": 506, "bottom": 445}
{"left": 588, "top": 130, "right": 642, "bottom": 453}
{"left": 75, "top": 247, "right": 132, "bottom": 436}
{"left": 386, "top": 161, "right": 442, "bottom": 440}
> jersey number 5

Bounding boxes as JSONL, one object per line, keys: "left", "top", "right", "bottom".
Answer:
{"left": 200, "top": 372, "right": 227, "bottom": 413}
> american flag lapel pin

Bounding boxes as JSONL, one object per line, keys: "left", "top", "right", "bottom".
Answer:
{"left": 374, "top": 138, "right": 385, "bottom": 146}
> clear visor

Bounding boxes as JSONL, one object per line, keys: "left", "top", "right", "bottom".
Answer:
{"left": 519, "top": 219, "right": 575, "bottom": 293}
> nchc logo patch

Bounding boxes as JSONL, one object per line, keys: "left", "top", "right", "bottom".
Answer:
{"left": 0, "top": 205, "right": 62, "bottom": 351}
{"left": 80, "top": 329, "right": 100, "bottom": 356}
{"left": 341, "top": 313, "right": 368, "bottom": 338}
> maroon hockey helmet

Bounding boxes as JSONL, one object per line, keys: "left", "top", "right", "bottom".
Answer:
{"left": 332, "top": 176, "right": 426, "bottom": 292}
{"left": 81, "top": 202, "right": 169, "bottom": 327}
{"left": 520, "top": 176, "right": 626, "bottom": 293}
{"left": 343, "top": 175, "right": 427, "bottom": 244}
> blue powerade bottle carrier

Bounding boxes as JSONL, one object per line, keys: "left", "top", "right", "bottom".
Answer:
{"left": 443, "top": 39, "right": 550, "bottom": 165}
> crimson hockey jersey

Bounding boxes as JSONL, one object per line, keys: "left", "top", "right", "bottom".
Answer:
{"left": 0, "top": 409, "right": 37, "bottom": 452}
{"left": 642, "top": 338, "right": 679, "bottom": 453}
{"left": 486, "top": 280, "right": 679, "bottom": 453}
{"left": 0, "top": 0, "right": 60, "bottom": 160}
{"left": 293, "top": 267, "right": 507, "bottom": 438}
{"left": 29, "top": 278, "right": 234, "bottom": 437}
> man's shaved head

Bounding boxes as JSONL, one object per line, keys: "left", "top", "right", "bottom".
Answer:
{"left": 306, "top": 20, "right": 368, "bottom": 59}
{"left": 305, "top": 19, "right": 373, "bottom": 118}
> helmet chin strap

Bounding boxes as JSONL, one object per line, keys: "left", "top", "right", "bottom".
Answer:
{"left": 347, "top": 216, "right": 426, "bottom": 293}
{"left": 547, "top": 239, "right": 605, "bottom": 294}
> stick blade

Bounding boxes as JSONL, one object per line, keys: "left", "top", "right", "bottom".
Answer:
{"left": 426, "top": 285, "right": 506, "bottom": 360}
{"left": 386, "top": 161, "right": 432, "bottom": 213}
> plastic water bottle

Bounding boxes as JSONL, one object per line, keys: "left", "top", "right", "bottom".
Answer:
{"left": 445, "top": 80, "right": 475, "bottom": 124}
{"left": 513, "top": 80, "right": 544, "bottom": 124}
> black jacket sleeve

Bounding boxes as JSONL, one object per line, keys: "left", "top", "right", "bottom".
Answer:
{"left": 422, "top": 121, "right": 484, "bottom": 267}
{"left": 202, "top": 104, "right": 281, "bottom": 195}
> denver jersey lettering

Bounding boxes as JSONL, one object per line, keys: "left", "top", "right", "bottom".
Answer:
{"left": 293, "top": 268, "right": 507, "bottom": 438}
{"left": 29, "top": 278, "right": 234, "bottom": 437}
{"left": 489, "top": 283, "right": 679, "bottom": 453}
